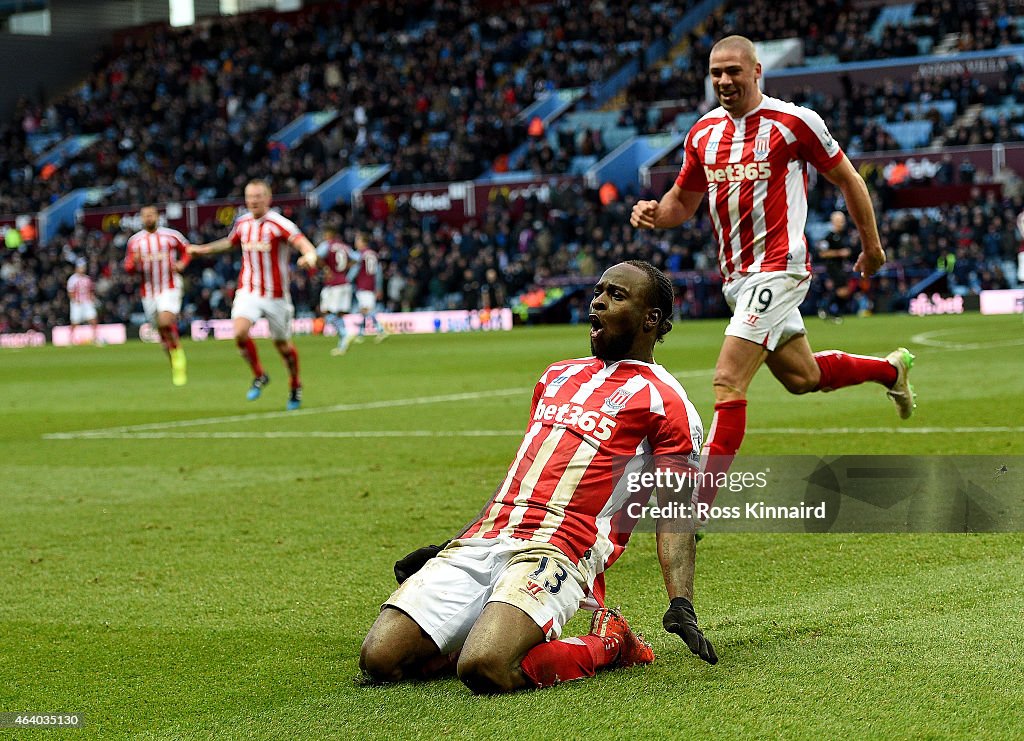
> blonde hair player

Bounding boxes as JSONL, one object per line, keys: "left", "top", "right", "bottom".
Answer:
{"left": 189, "top": 180, "right": 318, "bottom": 410}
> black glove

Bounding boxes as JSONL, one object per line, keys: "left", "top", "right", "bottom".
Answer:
{"left": 394, "top": 540, "right": 450, "bottom": 584}
{"left": 663, "top": 596, "right": 718, "bottom": 665}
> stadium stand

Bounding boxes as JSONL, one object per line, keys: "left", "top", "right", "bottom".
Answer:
{"left": 0, "top": 0, "right": 695, "bottom": 217}
{"left": 1, "top": 0, "right": 1023, "bottom": 337}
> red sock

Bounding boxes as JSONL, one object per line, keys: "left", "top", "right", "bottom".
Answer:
{"left": 694, "top": 399, "right": 747, "bottom": 509}
{"left": 282, "top": 347, "right": 301, "bottom": 389}
{"left": 164, "top": 324, "right": 180, "bottom": 351}
{"left": 237, "top": 338, "right": 264, "bottom": 377}
{"left": 519, "top": 635, "right": 621, "bottom": 688}
{"left": 814, "top": 351, "right": 896, "bottom": 392}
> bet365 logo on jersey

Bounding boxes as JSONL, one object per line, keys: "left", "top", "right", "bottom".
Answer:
{"left": 704, "top": 162, "right": 772, "bottom": 183}
{"left": 533, "top": 402, "right": 617, "bottom": 441}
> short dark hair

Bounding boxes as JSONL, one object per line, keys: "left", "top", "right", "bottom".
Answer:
{"left": 624, "top": 259, "right": 675, "bottom": 342}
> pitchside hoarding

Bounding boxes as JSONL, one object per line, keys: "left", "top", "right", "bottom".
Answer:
{"left": 184, "top": 309, "right": 514, "bottom": 341}
{"left": 980, "top": 288, "right": 1024, "bottom": 314}
{"left": 51, "top": 324, "right": 127, "bottom": 346}
{"left": 357, "top": 176, "right": 577, "bottom": 225}
{"left": 0, "top": 331, "right": 46, "bottom": 349}
{"left": 77, "top": 195, "right": 310, "bottom": 234}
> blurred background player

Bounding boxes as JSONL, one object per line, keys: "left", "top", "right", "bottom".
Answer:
{"left": 189, "top": 179, "right": 318, "bottom": 410}
{"left": 315, "top": 226, "right": 357, "bottom": 356}
{"left": 350, "top": 232, "right": 389, "bottom": 344}
{"left": 67, "top": 258, "right": 101, "bottom": 345}
{"left": 816, "top": 211, "right": 853, "bottom": 323}
{"left": 124, "top": 205, "right": 190, "bottom": 386}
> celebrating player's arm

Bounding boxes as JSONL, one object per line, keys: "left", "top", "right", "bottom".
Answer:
{"left": 189, "top": 232, "right": 316, "bottom": 267}
{"left": 820, "top": 155, "right": 886, "bottom": 277}
{"left": 655, "top": 470, "right": 717, "bottom": 665}
{"left": 290, "top": 232, "right": 318, "bottom": 269}
{"left": 630, "top": 184, "right": 705, "bottom": 231}
{"left": 187, "top": 237, "right": 233, "bottom": 257}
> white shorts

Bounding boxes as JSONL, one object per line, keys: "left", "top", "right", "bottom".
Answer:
{"left": 231, "top": 289, "right": 294, "bottom": 340}
{"left": 320, "top": 284, "right": 353, "bottom": 314}
{"left": 723, "top": 272, "right": 810, "bottom": 351}
{"left": 356, "top": 290, "right": 376, "bottom": 312}
{"left": 70, "top": 301, "right": 97, "bottom": 325}
{"left": 384, "top": 536, "right": 589, "bottom": 654}
{"left": 142, "top": 289, "right": 182, "bottom": 324}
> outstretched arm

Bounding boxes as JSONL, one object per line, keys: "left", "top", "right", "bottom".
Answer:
{"left": 188, "top": 237, "right": 233, "bottom": 256}
{"left": 823, "top": 156, "right": 885, "bottom": 277}
{"left": 656, "top": 470, "right": 718, "bottom": 664}
{"left": 630, "top": 185, "right": 705, "bottom": 230}
{"left": 656, "top": 480, "right": 698, "bottom": 601}
{"left": 292, "top": 234, "right": 319, "bottom": 269}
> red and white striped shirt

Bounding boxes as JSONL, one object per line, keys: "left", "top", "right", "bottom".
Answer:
{"left": 676, "top": 95, "right": 844, "bottom": 280}
{"left": 229, "top": 210, "right": 304, "bottom": 299}
{"left": 463, "top": 357, "right": 703, "bottom": 602}
{"left": 124, "top": 227, "right": 190, "bottom": 297}
{"left": 67, "top": 273, "right": 94, "bottom": 304}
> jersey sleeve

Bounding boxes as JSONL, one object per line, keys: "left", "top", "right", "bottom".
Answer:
{"left": 346, "top": 256, "right": 361, "bottom": 284}
{"left": 123, "top": 239, "right": 136, "bottom": 273}
{"left": 650, "top": 391, "right": 702, "bottom": 471}
{"left": 529, "top": 374, "right": 547, "bottom": 420}
{"left": 171, "top": 229, "right": 191, "bottom": 268}
{"left": 793, "top": 107, "right": 844, "bottom": 173}
{"left": 272, "top": 213, "right": 303, "bottom": 243}
{"left": 227, "top": 218, "right": 243, "bottom": 246}
{"left": 674, "top": 128, "right": 708, "bottom": 192}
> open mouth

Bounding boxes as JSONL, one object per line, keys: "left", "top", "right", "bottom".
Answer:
{"left": 719, "top": 89, "right": 737, "bottom": 104}
{"left": 589, "top": 313, "right": 603, "bottom": 340}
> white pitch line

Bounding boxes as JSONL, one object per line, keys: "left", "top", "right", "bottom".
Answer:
{"left": 44, "top": 425, "right": 1024, "bottom": 441}
{"left": 910, "top": 328, "right": 1024, "bottom": 351}
{"left": 746, "top": 426, "right": 1024, "bottom": 434}
{"left": 42, "top": 369, "right": 716, "bottom": 441}
{"left": 668, "top": 367, "right": 714, "bottom": 378}
{"left": 51, "top": 430, "right": 527, "bottom": 440}
{"left": 41, "top": 387, "right": 528, "bottom": 440}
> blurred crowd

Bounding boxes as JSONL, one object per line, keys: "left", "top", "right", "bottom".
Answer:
{"left": 2, "top": 176, "right": 1020, "bottom": 334}
{"left": 0, "top": 0, "right": 689, "bottom": 218}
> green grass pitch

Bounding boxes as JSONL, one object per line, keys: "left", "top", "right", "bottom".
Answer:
{"left": 1, "top": 312, "right": 1022, "bottom": 739}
